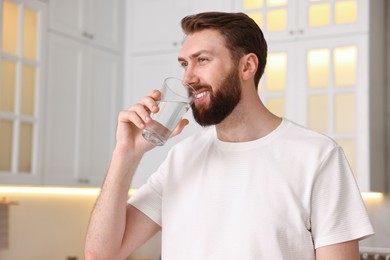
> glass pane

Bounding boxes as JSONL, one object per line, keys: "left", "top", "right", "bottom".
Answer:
{"left": 1, "top": 59, "right": 17, "bottom": 112}
{"left": 18, "top": 122, "right": 33, "bottom": 172}
{"left": 23, "top": 8, "right": 38, "bottom": 60}
{"left": 248, "top": 13, "right": 263, "bottom": 28}
{"left": 335, "top": 1, "right": 357, "bottom": 24}
{"left": 335, "top": 93, "right": 355, "bottom": 133}
{"left": 336, "top": 139, "right": 356, "bottom": 173}
{"left": 266, "top": 0, "right": 287, "bottom": 7}
{"left": 2, "top": 1, "right": 19, "bottom": 55}
{"left": 266, "top": 52, "right": 287, "bottom": 91}
{"left": 244, "top": 0, "right": 263, "bottom": 9}
{"left": 21, "top": 64, "right": 36, "bottom": 116}
{"left": 308, "top": 95, "right": 328, "bottom": 133}
{"left": 0, "top": 119, "right": 13, "bottom": 171}
{"left": 266, "top": 97, "right": 284, "bottom": 117}
{"left": 334, "top": 46, "right": 357, "bottom": 87}
{"left": 309, "top": 3, "right": 330, "bottom": 27}
{"left": 307, "top": 49, "right": 330, "bottom": 88}
{"left": 267, "top": 9, "right": 287, "bottom": 31}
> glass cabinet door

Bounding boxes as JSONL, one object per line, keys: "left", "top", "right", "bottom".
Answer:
{"left": 235, "top": 0, "right": 368, "bottom": 42}
{"left": 234, "top": 0, "right": 296, "bottom": 42}
{"left": 299, "top": 35, "right": 368, "bottom": 189}
{"left": 0, "top": 0, "right": 46, "bottom": 183}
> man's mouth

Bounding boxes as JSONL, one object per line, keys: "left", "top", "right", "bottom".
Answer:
{"left": 194, "top": 91, "right": 209, "bottom": 99}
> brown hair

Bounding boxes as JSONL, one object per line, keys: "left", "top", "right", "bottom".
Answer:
{"left": 181, "top": 12, "right": 267, "bottom": 88}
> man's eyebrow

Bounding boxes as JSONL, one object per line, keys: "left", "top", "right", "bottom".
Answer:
{"left": 178, "top": 50, "right": 213, "bottom": 62}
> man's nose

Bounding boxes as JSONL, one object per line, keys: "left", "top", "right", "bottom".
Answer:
{"left": 182, "top": 65, "right": 199, "bottom": 87}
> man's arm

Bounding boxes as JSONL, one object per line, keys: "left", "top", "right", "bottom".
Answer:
{"left": 315, "top": 239, "right": 360, "bottom": 260}
{"left": 85, "top": 90, "right": 189, "bottom": 259}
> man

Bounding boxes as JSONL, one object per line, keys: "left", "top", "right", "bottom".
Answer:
{"left": 85, "top": 12, "right": 373, "bottom": 260}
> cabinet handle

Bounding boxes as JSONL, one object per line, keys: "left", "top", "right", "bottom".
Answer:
{"left": 82, "top": 32, "right": 94, "bottom": 40}
{"left": 78, "top": 178, "right": 90, "bottom": 184}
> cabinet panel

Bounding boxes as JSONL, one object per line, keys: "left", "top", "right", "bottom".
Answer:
{"left": 44, "top": 34, "right": 84, "bottom": 185}
{"left": 128, "top": 0, "right": 191, "bottom": 53}
{"left": 49, "top": 0, "right": 123, "bottom": 52}
{"left": 77, "top": 48, "right": 119, "bottom": 186}
{"left": 86, "top": 0, "right": 123, "bottom": 51}
{"left": 44, "top": 33, "right": 120, "bottom": 186}
{"left": 49, "top": 0, "right": 85, "bottom": 39}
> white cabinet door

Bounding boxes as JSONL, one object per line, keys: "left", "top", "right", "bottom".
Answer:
{"left": 86, "top": 0, "right": 123, "bottom": 51}
{"left": 49, "top": 0, "right": 123, "bottom": 51}
{"left": 77, "top": 48, "right": 119, "bottom": 186}
{"left": 49, "top": 0, "right": 86, "bottom": 40}
{"left": 44, "top": 33, "right": 120, "bottom": 186}
{"left": 128, "top": 0, "right": 191, "bottom": 53}
{"left": 44, "top": 34, "right": 84, "bottom": 185}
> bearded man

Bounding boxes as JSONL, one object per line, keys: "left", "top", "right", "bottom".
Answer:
{"left": 85, "top": 12, "right": 373, "bottom": 260}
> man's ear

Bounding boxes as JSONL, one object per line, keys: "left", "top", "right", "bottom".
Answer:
{"left": 241, "top": 53, "right": 258, "bottom": 81}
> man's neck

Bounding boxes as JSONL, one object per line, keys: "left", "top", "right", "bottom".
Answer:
{"left": 215, "top": 97, "right": 282, "bottom": 143}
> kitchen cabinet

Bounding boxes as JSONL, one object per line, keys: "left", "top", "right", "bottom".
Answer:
{"left": 49, "top": 0, "right": 123, "bottom": 52}
{"left": 238, "top": 0, "right": 386, "bottom": 192}
{"left": 234, "top": 0, "right": 369, "bottom": 43}
{"left": 128, "top": 0, "right": 233, "bottom": 54}
{"left": 44, "top": 33, "right": 120, "bottom": 186}
{"left": 0, "top": 0, "right": 47, "bottom": 185}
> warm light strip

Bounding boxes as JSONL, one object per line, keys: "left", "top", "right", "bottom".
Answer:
{"left": 361, "top": 192, "right": 384, "bottom": 200}
{"left": 0, "top": 186, "right": 137, "bottom": 196}
{"left": 0, "top": 186, "right": 383, "bottom": 200}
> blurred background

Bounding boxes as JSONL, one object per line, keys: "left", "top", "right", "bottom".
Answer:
{"left": 0, "top": 0, "right": 389, "bottom": 259}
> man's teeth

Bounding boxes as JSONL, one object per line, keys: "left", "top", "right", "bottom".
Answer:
{"left": 194, "top": 91, "right": 208, "bottom": 99}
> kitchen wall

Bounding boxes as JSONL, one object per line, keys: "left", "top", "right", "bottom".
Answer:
{"left": 0, "top": 192, "right": 95, "bottom": 260}
{"left": 0, "top": 191, "right": 161, "bottom": 260}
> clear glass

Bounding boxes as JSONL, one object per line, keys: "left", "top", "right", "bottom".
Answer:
{"left": 267, "top": 9, "right": 287, "bottom": 31}
{"left": 142, "top": 78, "right": 194, "bottom": 146}
{"left": 307, "top": 48, "right": 330, "bottom": 88}
{"left": 266, "top": 97, "right": 285, "bottom": 117}
{"left": 267, "top": 0, "right": 287, "bottom": 7}
{"left": 335, "top": 1, "right": 357, "bottom": 24}
{"left": 308, "top": 95, "right": 328, "bottom": 133}
{"left": 1, "top": 59, "right": 17, "bottom": 112}
{"left": 335, "top": 93, "right": 355, "bottom": 133}
{"left": 21, "top": 64, "right": 36, "bottom": 116}
{"left": 309, "top": 3, "right": 330, "bottom": 27}
{"left": 244, "top": 0, "right": 263, "bottom": 9}
{"left": 0, "top": 120, "right": 13, "bottom": 171}
{"left": 23, "top": 8, "right": 38, "bottom": 60}
{"left": 18, "top": 122, "right": 33, "bottom": 172}
{"left": 266, "top": 52, "right": 287, "bottom": 91}
{"left": 2, "top": 1, "right": 19, "bottom": 55}
{"left": 334, "top": 46, "right": 357, "bottom": 87}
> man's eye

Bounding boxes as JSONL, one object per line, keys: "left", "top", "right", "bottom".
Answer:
{"left": 199, "top": 57, "right": 208, "bottom": 63}
{"left": 180, "top": 62, "right": 188, "bottom": 68}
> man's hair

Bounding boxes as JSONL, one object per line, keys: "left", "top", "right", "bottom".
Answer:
{"left": 181, "top": 12, "right": 267, "bottom": 88}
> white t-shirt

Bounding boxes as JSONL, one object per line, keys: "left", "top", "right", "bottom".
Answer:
{"left": 129, "top": 118, "right": 374, "bottom": 260}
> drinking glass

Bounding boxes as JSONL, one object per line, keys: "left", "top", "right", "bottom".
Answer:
{"left": 142, "top": 77, "right": 194, "bottom": 146}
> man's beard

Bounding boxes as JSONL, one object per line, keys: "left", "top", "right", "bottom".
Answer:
{"left": 191, "top": 68, "right": 241, "bottom": 127}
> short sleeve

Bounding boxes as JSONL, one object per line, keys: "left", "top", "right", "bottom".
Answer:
{"left": 128, "top": 160, "right": 167, "bottom": 226}
{"left": 310, "top": 145, "right": 374, "bottom": 248}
